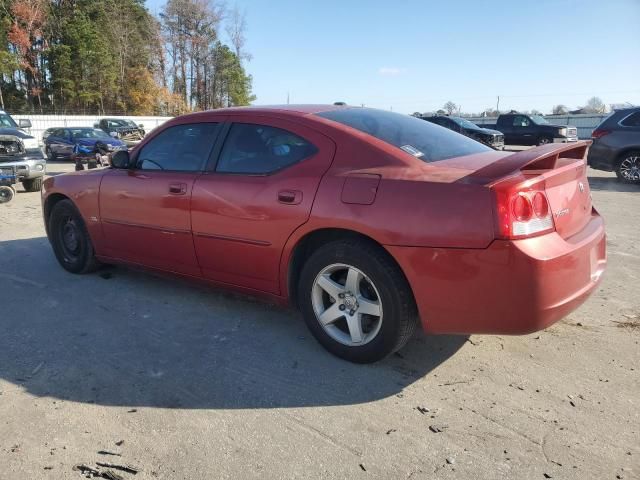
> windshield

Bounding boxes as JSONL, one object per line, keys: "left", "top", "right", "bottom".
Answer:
{"left": 70, "top": 128, "right": 111, "bottom": 139}
{"left": 316, "top": 108, "right": 490, "bottom": 162}
{"left": 0, "top": 113, "right": 18, "bottom": 128}
{"left": 450, "top": 117, "right": 481, "bottom": 129}
{"left": 530, "top": 115, "right": 549, "bottom": 125}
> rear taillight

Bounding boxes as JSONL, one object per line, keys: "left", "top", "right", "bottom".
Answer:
{"left": 591, "top": 128, "right": 611, "bottom": 139}
{"left": 494, "top": 180, "right": 555, "bottom": 239}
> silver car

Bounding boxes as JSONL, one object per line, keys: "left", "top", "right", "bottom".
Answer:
{"left": 0, "top": 111, "right": 46, "bottom": 192}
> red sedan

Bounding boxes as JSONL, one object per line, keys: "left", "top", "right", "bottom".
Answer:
{"left": 42, "top": 106, "right": 606, "bottom": 363}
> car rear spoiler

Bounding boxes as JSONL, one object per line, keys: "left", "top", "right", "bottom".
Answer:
{"left": 464, "top": 141, "right": 591, "bottom": 186}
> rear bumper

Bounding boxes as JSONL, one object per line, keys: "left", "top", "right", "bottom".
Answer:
{"left": 387, "top": 211, "right": 606, "bottom": 335}
{"left": 554, "top": 137, "right": 579, "bottom": 143}
{"left": 587, "top": 144, "right": 616, "bottom": 171}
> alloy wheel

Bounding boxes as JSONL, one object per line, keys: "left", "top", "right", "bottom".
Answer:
{"left": 619, "top": 155, "right": 640, "bottom": 182}
{"left": 311, "top": 263, "right": 383, "bottom": 346}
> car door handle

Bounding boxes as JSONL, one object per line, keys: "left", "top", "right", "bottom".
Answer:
{"left": 169, "top": 183, "right": 187, "bottom": 195}
{"left": 278, "top": 190, "right": 302, "bottom": 205}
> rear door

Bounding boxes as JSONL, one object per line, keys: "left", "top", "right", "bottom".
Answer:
{"left": 100, "top": 122, "right": 221, "bottom": 275}
{"left": 191, "top": 116, "right": 336, "bottom": 294}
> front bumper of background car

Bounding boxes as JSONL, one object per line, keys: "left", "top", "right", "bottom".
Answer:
{"left": 0, "top": 154, "right": 46, "bottom": 180}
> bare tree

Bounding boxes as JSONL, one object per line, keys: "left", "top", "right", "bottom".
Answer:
{"left": 443, "top": 101, "right": 458, "bottom": 115}
{"left": 226, "top": 4, "right": 251, "bottom": 63}
{"left": 584, "top": 96, "right": 606, "bottom": 113}
{"left": 552, "top": 104, "right": 568, "bottom": 115}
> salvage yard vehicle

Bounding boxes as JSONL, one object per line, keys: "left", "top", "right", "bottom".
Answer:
{"left": 95, "top": 118, "right": 146, "bottom": 147}
{"left": 0, "top": 110, "right": 47, "bottom": 192}
{"left": 587, "top": 107, "right": 640, "bottom": 184}
{"left": 42, "top": 105, "right": 606, "bottom": 363}
{"left": 478, "top": 113, "right": 578, "bottom": 146}
{"left": 43, "top": 127, "right": 127, "bottom": 166}
{"left": 0, "top": 165, "right": 17, "bottom": 203}
{"left": 423, "top": 115, "right": 504, "bottom": 149}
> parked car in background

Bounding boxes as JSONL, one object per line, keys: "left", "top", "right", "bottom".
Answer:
{"left": 0, "top": 110, "right": 46, "bottom": 192}
{"left": 587, "top": 107, "right": 640, "bottom": 183}
{"left": 42, "top": 105, "right": 606, "bottom": 363}
{"left": 95, "top": 118, "right": 146, "bottom": 147}
{"left": 423, "top": 115, "right": 504, "bottom": 149}
{"left": 43, "top": 127, "right": 127, "bottom": 163}
{"left": 479, "top": 113, "right": 578, "bottom": 146}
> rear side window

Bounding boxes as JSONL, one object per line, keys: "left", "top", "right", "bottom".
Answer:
{"left": 137, "top": 123, "right": 219, "bottom": 171}
{"left": 620, "top": 111, "right": 640, "bottom": 127}
{"left": 316, "top": 108, "right": 490, "bottom": 162}
{"left": 216, "top": 123, "right": 317, "bottom": 174}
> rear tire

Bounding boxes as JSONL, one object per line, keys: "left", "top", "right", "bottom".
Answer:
{"left": 0, "top": 185, "right": 15, "bottom": 203}
{"left": 49, "top": 199, "right": 100, "bottom": 274}
{"left": 22, "top": 177, "right": 43, "bottom": 192}
{"left": 298, "top": 239, "right": 418, "bottom": 363}
{"left": 615, "top": 151, "right": 640, "bottom": 183}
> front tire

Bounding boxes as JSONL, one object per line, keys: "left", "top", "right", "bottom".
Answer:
{"left": 298, "top": 239, "right": 418, "bottom": 363}
{"left": 45, "top": 146, "right": 56, "bottom": 161}
{"left": 615, "top": 151, "right": 640, "bottom": 183}
{"left": 49, "top": 199, "right": 99, "bottom": 274}
{"left": 537, "top": 136, "right": 552, "bottom": 146}
{"left": 22, "top": 177, "right": 43, "bottom": 192}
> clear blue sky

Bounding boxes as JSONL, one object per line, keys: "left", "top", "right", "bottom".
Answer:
{"left": 146, "top": 0, "right": 640, "bottom": 114}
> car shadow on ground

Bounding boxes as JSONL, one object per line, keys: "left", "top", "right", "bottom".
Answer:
{"left": 588, "top": 175, "right": 639, "bottom": 193}
{"left": 0, "top": 236, "right": 467, "bottom": 410}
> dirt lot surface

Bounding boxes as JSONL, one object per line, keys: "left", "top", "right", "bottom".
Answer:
{"left": 0, "top": 161, "right": 638, "bottom": 480}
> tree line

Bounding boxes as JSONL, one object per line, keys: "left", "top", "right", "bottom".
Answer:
{"left": 0, "top": 0, "right": 255, "bottom": 115}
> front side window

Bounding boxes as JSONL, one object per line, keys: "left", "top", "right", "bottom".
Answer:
{"left": 216, "top": 123, "right": 317, "bottom": 174}
{"left": 137, "top": 123, "right": 219, "bottom": 171}
{"left": 317, "top": 108, "right": 490, "bottom": 162}
{"left": 512, "top": 115, "right": 531, "bottom": 127}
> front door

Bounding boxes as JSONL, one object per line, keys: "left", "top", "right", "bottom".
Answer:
{"left": 510, "top": 115, "right": 535, "bottom": 145}
{"left": 99, "top": 122, "right": 221, "bottom": 275}
{"left": 191, "top": 116, "right": 336, "bottom": 294}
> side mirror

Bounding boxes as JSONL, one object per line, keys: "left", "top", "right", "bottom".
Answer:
{"left": 109, "top": 131, "right": 119, "bottom": 138}
{"left": 111, "top": 150, "right": 131, "bottom": 169}
{"left": 18, "top": 119, "right": 32, "bottom": 128}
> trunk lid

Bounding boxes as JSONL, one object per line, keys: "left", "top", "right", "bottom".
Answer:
{"left": 459, "top": 142, "right": 593, "bottom": 239}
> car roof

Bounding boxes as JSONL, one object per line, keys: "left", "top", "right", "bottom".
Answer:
{"left": 179, "top": 104, "right": 349, "bottom": 121}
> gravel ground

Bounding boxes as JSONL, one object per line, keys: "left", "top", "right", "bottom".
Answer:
{"left": 0, "top": 161, "right": 638, "bottom": 480}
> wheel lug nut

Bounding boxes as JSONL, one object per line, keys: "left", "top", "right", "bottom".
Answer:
{"left": 349, "top": 310, "right": 355, "bottom": 315}
{"left": 339, "top": 304, "right": 346, "bottom": 311}
{"left": 338, "top": 293, "right": 345, "bottom": 299}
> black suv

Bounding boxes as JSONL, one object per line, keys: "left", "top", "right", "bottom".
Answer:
{"left": 588, "top": 107, "right": 640, "bottom": 183}
{"left": 423, "top": 116, "right": 504, "bottom": 149}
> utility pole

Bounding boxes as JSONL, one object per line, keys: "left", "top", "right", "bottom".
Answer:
{"left": 287, "top": 92, "right": 290, "bottom": 104}
{"left": 496, "top": 95, "right": 500, "bottom": 113}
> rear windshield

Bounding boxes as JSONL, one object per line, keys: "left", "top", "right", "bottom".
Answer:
{"left": 316, "top": 108, "right": 490, "bottom": 162}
